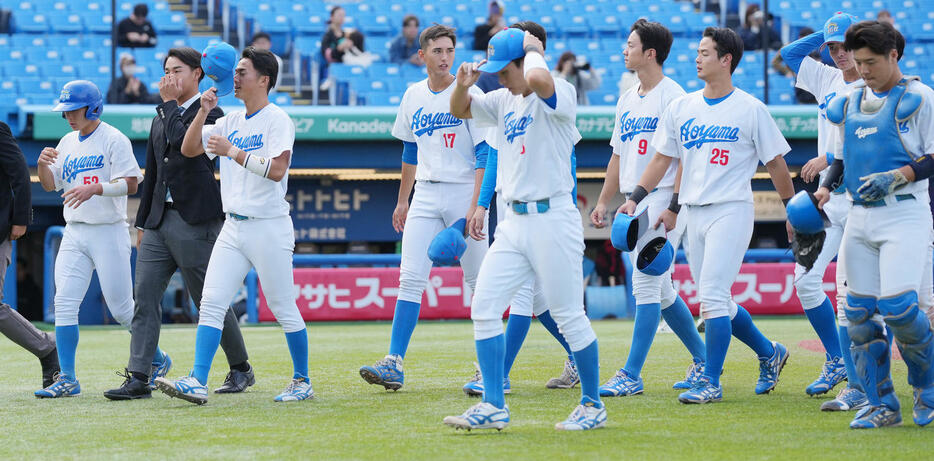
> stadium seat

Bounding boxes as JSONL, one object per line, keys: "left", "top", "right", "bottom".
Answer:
{"left": 49, "top": 13, "right": 83, "bottom": 33}
{"left": 294, "top": 14, "right": 327, "bottom": 36}
{"left": 16, "top": 13, "right": 50, "bottom": 33}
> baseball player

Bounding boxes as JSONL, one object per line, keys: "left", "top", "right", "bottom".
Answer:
{"left": 620, "top": 27, "right": 794, "bottom": 404}
{"left": 445, "top": 24, "right": 606, "bottom": 431}
{"left": 357, "top": 25, "right": 491, "bottom": 391}
{"left": 34, "top": 80, "right": 143, "bottom": 398}
{"left": 779, "top": 12, "right": 866, "bottom": 407}
{"left": 154, "top": 45, "right": 312, "bottom": 404}
{"left": 815, "top": 20, "right": 934, "bottom": 429}
{"left": 590, "top": 19, "right": 707, "bottom": 397}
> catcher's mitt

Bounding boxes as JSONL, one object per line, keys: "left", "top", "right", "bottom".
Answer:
{"left": 791, "top": 230, "right": 826, "bottom": 272}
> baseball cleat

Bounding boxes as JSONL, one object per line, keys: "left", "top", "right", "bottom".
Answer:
{"left": 850, "top": 405, "right": 902, "bottom": 429}
{"left": 359, "top": 354, "right": 404, "bottom": 391}
{"left": 913, "top": 386, "right": 934, "bottom": 427}
{"left": 673, "top": 360, "right": 706, "bottom": 390}
{"left": 806, "top": 356, "right": 846, "bottom": 396}
{"left": 443, "top": 402, "right": 510, "bottom": 431}
{"left": 599, "top": 368, "right": 643, "bottom": 397}
{"left": 755, "top": 341, "right": 789, "bottom": 394}
{"left": 274, "top": 377, "right": 314, "bottom": 402}
{"left": 546, "top": 358, "right": 580, "bottom": 389}
{"left": 821, "top": 386, "right": 869, "bottom": 411}
{"left": 555, "top": 397, "right": 607, "bottom": 431}
{"left": 35, "top": 372, "right": 80, "bottom": 398}
{"left": 462, "top": 363, "right": 511, "bottom": 397}
{"left": 149, "top": 352, "right": 173, "bottom": 390}
{"left": 678, "top": 376, "right": 723, "bottom": 404}
{"left": 155, "top": 375, "right": 208, "bottom": 405}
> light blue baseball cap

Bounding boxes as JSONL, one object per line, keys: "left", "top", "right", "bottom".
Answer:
{"left": 822, "top": 12, "right": 858, "bottom": 49}
{"left": 478, "top": 28, "right": 526, "bottom": 73}
{"left": 201, "top": 42, "right": 237, "bottom": 96}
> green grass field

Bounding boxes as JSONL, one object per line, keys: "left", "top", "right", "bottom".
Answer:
{"left": 2, "top": 318, "right": 931, "bottom": 460}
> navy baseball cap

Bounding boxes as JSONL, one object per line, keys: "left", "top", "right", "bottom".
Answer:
{"left": 478, "top": 28, "right": 526, "bottom": 73}
{"left": 821, "top": 12, "right": 858, "bottom": 49}
{"left": 201, "top": 42, "right": 237, "bottom": 96}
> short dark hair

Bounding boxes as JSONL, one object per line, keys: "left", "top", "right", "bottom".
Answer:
{"left": 631, "top": 19, "right": 673, "bottom": 66}
{"left": 508, "top": 21, "right": 547, "bottom": 68}
{"left": 241, "top": 47, "right": 278, "bottom": 93}
{"left": 251, "top": 32, "right": 271, "bottom": 44}
{"left": 419, "top": 24, "right": 457, "bottom": 51}
{"left": 703, "top": 27, "right": 743, "bottom": 74}
{"left": 402, "top": 14, "right": 419, "bottom": 28}
{"left": 845, "top": 20, "right": 901, "bottom": 58}
{"left": 163, "top": 47, "right": 204, "bottom": 82}
{"left": 133, "top": 3, "right": 147, "bottom": 18}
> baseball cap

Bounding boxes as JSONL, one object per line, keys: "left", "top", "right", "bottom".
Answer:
{"left": 821, "top": 12, "right": 858, "bottom": 49}
{"left": 478, "top": 28, "right": 526, "bottom": 73}
{"left": 201, "top": 42, "right": 237, "bottom": 96}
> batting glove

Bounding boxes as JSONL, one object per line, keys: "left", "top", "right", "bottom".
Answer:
{"left": 857, "top": 169, "right": 908, "bottom": 202}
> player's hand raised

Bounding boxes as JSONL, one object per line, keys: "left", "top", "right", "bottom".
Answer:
{"left": 468, "top": 206, "right": 487, "bottom": 241}
{"left": 590, "top": 203, "right": 607, "bottom": 228}
{"left": 617, "top": 200, "right": 637, "bottom": 216}
{"left": 200, "top": 87, "right": 218, "bottom": 113}
{"left": 456, "top": 61, "right": 485, "bottom": 88}
{"left": 38, "top": 147, "right": 58, "bottom": 167}
{"left": 159, "top": 74, "right": 182, "bottom": 103}
{"left": 522, "top": 31, "right": 544, "bottom": 55}
{"left": 655, "top": 209, "right": 678, "bottom": 232}
{"left": 206, "top": 135, "right": 234, "bottom": 157}
{"left": 62, "top": 183, "right": 101, "bottom": 209}
{"left": 392, "top": 201, "right": 409, "bottom": 233}
{"left": 800, "top": 155, "right": 828, "bottom": 183}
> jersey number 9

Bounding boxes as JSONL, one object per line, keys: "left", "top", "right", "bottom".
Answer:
{"left": 637, "top": 139, "right": 648, "bottom": 155}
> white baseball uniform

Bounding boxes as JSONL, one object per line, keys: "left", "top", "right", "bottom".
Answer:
{"left": 467, "top": 79, "right": 596, "bottom": 351}
{"left": 391, "top": 78, "right": 489, "bottom": 304}
{"left": 653, "top": 88, "right": 791, "bottom": 318}
{"left": 610, "top": 76, "right": 685, "bottom": 307}
{"left": 198, "top": 103, "right": 305, "bottom": 333}
{"left": 47, "top": 121, "right": 142, "bottom": 327}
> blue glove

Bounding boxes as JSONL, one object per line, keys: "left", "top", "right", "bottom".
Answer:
{"left": 857, "top": 169, "right": 908, "bottom": 202}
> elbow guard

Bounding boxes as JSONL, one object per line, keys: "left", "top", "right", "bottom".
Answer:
{"left": 820, "top": 159, "right": 845, "bottom": 191}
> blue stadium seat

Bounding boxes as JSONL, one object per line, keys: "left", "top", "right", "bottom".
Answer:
{"left": 83, "top": 11, "right": 113, "bottom": 34}
{"left": 16, "top": 13, "right": 50, "bottom": 33}
{"left": 328, "top": 64, "right": 367, "bottom": 83}
{"left": 151, "top": 12, "right": 188, "bottom": 35}
{"left": 293, "top": 14, "right": 327, "bottom": 36}
{"left": 272, "top": 93, "right": 293, "bottom": 106}
{"left": 49, "top": 13, "right": 84, "bottom": 33}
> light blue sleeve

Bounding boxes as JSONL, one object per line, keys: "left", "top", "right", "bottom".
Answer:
{"left": 779, "top": 31, "right": 824, "bottom": 74}
{"left": 477, "top": 147, "right": 497, "bottom": 207}
{"left": 474, "top": 141, "right": 489, "bottom": 169}
{"left": 571, "top": 146, "right": 577, "bottom": 205}
{"left": 401, "top": 141, "right": 417, "bottom": 165}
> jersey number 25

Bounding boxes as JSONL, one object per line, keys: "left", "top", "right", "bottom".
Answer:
{"left": 709, "top": 148, "right": 729, "bottom": 166}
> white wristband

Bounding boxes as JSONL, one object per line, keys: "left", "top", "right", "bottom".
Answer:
{"left": 523, "top": 51, "right": 547, "bottom": 78}
{"left": 100, "top": 178, "right": 129, "bottom": 196}
{"left": 243, "top": 153, "right": 271, "bottom": 178}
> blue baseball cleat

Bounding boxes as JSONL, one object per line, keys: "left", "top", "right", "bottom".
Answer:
{"left": 149, "top": 352, "right": 173, "bottom": 390}
{"left": 820, "top": 386, "right": 869, "bottom": 411}
{"left": 806, "top": 356, "right": 846, "bottom": 396}
{"left": 673, "top": 360, "right": 706, "bottom": 390}
{"left": 599, "top": 368, "right": 643, "bottom": 397}
{"left": 35, "top": 373, "right": 80, "bottom": 398}
{"left": 913, "top": 386, "right": 934, "bottom": 427}
{"left": 678, "top": 376, "right": 723, "bottom": 404}
{"left": 555, "top": 396, "right": 607, "bottom": 431}
{"left": 359, "top": 354, "right": 404, "bottom": 391}
{"left": 850, "top": 405, "right": 902, "bottom": 429}
{"left": 755, "top": 341, "right": 789, "bottom": 395}
{"left": 443, "top": 402, "right": 510, "bottom": 431}
{"left": 462, "top": 364, "right": 511, "bottom": 397}
{"left": 154, "top": 375, "right": 208, "bottom": 405}
{"left": 274, "top": 377, "right": 314, "bottom": 402}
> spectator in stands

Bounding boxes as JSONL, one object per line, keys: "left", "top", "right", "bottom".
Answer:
{"left": 618, "top": 70, "right": 639, "bottom": 97}
{"left": 552, "top": 51, "right": 602, "bottom": 105}
{"left": 251, "top": 32, "right": 283, "bottom": 91}
{"left": 117, "top": 3, "right": 157, "bottom": 48}
{"left": 107, "top": 53, "right": 159, "bottom": 104}
{"left": 771, "top": 26, "right": 818, "bottom": 103}
{"left": 321, "top": 6, "right": 353, "bottom": 64}
{"left": 737, "top": 5, "right": 781, "bottom": 50}
{"left": 473, "top": 1, "right": 505, "bottom": 51}
{"left": 389, "top": 15, "right": 423, "bottom": 66}
{"left": 877, "top": 9, "right": 895, "bottom": 28}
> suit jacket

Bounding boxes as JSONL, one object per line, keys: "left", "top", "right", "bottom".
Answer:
{"left": 135, "top": 99, "right": 225, "bottom": 229}
{"left": 0, "top": 121, "right": 31, "bottom": 241}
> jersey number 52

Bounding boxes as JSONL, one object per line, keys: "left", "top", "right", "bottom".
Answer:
{"left": 83, "top": 176, "right": 100, "bottom": 184}
{"left": 709, "top": 148, "right": 729, "bottom": 166}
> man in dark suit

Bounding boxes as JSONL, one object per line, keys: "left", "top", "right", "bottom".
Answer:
{"left": 0, "top": 121, "right": 60, "bottom": 388}
{"left": 105, "top": 47, "right": 253, "bottom": 400}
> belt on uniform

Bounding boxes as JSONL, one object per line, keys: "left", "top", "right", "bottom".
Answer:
{"left": 228, "top": 212, "right": 251, "bottom": 220}
{"left": 164, "top": 201, "right": 177, "bottom": 210}
{"left": 511, "top": 198, "right": 550, "bottom": 215}
{"left": 854, "top": 194, "right": 915, "bottom": 208}
{"left": 418, "top": 180, "right": 441, "bottom": 184}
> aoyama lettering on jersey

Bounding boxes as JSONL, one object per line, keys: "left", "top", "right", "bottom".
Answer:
{"left": 391, "top": 80, "right": 486, "bottom": 183}
{"left": 469, "top": 79, "right": 582, "bottom": 204}
{"left": 610, "top": 76, "right": 685, "bottom": 192}
{"left": 202, "top": 103, "right": 295, "bottom": 218}
{"left": 652, "top": 88, "right": 790, "bottom": 205}
{"left": 50, "top": 122, "right": 142, "bottom": 224}
{"left": 795, "top": 58, "right": 862, "bottom": 163}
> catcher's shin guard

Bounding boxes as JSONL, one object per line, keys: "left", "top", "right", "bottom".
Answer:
{"left": 879, "top": 292, "right": 934, "bottom": 388}
{"left": 845, "top": 294, "right": 899, "bottom": 410}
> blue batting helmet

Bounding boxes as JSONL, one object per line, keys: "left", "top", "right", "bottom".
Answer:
{"left": 610, "top": 209, "right": 649, "bottom": 252}
{"left": 52, "top": 80, "right": 103, "bottom": 121}
{"left": 786, "top": 191, "right": 829, "bottom": 234}
{"left": 428, "top": 218, "right": 468, "bottom": 265}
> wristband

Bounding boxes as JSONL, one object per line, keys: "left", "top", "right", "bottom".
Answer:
{"left": 243, "top": 153, "right": 271, "bottom": 178}
{"left": 523, "top": 51, "right": 548, "bottom": 78}
{"left": 228, "top": 145, "right": 240, "bottom": 158}
{"left": 668, "top": 193, "right": 681, "bottom": 214}
{"left": 629, "top": 185, "right": 649, "bottom": 204}
{"left": 781, "top": 197, "right": 791, "bottom": 207}
{"left": 100, "top": 178, "right": 129, "bottom": 197}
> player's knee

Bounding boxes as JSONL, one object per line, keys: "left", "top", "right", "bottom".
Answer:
{"left": 844, "top": 293, "right": 877, "bottom": 325}
{"left": 795, "top": 273, "right": 825, "bottom": 310}
{"left": 548, "top": 308, "right": 595, "bottom": 350}
{"left": 473, "top": 318, "right": 503, "bottom": 340}
{"left": 879, "top": 291, "right": 930, "bottom": 343}
{"left": 196, "top": 302, "right": 229, "bottom": 330}
{"left": 700, "top": 301, "right": 731, "bottom": 320}
{"left": 397, "top": 276, "right": 426, "bottom": 304}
